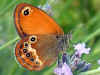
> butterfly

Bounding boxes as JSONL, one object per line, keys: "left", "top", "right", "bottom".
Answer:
{"left": 14, "top": 3, "right": 70, "bottom": 71}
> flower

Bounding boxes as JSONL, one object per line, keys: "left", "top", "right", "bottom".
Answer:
{"left": 73, "top": 43, "right": 91, "bottom": 57}
{"left": 54, "top": 63, "right": 73, "bottom": 75}
{"left": 38, "top": 2, "right": 51, "bottom": 12}
{"left": 38, "top": 2, "right": 53, "bottom": 16}
{"left": 54, "top": 42, "right": 91, "bottom": 75}
{"left": 97, "top": 59, "right": 100, "bottom": 65}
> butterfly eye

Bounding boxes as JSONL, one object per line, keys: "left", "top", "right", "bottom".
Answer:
{"left": 29, "top": 35, "right": 37, "bottom": 43}
{"left": 22, "top": 7, "right": 31, "bottom": 16}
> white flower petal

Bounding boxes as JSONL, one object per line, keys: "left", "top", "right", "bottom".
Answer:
{"left": 82, "top": 43, "right": 86, "bottom": 48}
{"left": 73, "top": 43, "right": 91, "bottom": 57}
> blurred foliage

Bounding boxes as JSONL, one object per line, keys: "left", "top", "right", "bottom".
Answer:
{"left": 0, "top": 0, "right": 100, "bottom": 75}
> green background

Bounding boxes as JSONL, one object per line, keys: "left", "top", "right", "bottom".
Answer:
{"left": 0, "top": 0, "right": 100, "bottom": 75}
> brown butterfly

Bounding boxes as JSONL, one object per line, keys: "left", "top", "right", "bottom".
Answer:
{"left": 14, "top": 3, "right": 70, "bottom": 71}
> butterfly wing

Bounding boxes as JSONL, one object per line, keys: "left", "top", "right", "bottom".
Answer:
{"left": 15, "top": 34, "right": 69, "bottom": 71}
{"left": 15, "top": 35, "right": 59, "bottom": 71}
{"left": 15, "top": 36, "right": 45, "bottom": 71}
{"left": 14, "top": 3, "right": 64, "bottom": 38}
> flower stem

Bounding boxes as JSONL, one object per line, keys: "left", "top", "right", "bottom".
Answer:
{"left": 0, "top": 36, "right": 20, "bottom": 51}
{"left": 84, "top": 28, "right": 100, "bottom": 42}
{"left": 79, "top": 68, "right": 100, "bottom": 75}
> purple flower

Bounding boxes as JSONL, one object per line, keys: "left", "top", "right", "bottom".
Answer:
{"left": 38, "top": 2, "right": 53, "bottom": 16}
{"left": 97, "top": 59, "right": 100, "bottom": 65}
{"left": 54, "top": 63, "right": 73, "bottom": 75}
{"left": 38, "top": 2, "right": 51, "bottom": 12}
{"left": 54, "top": 43, "right": 91, "bottom": 75}
{"left": 74, "top": 43, "right": 91, "bottom": 57}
